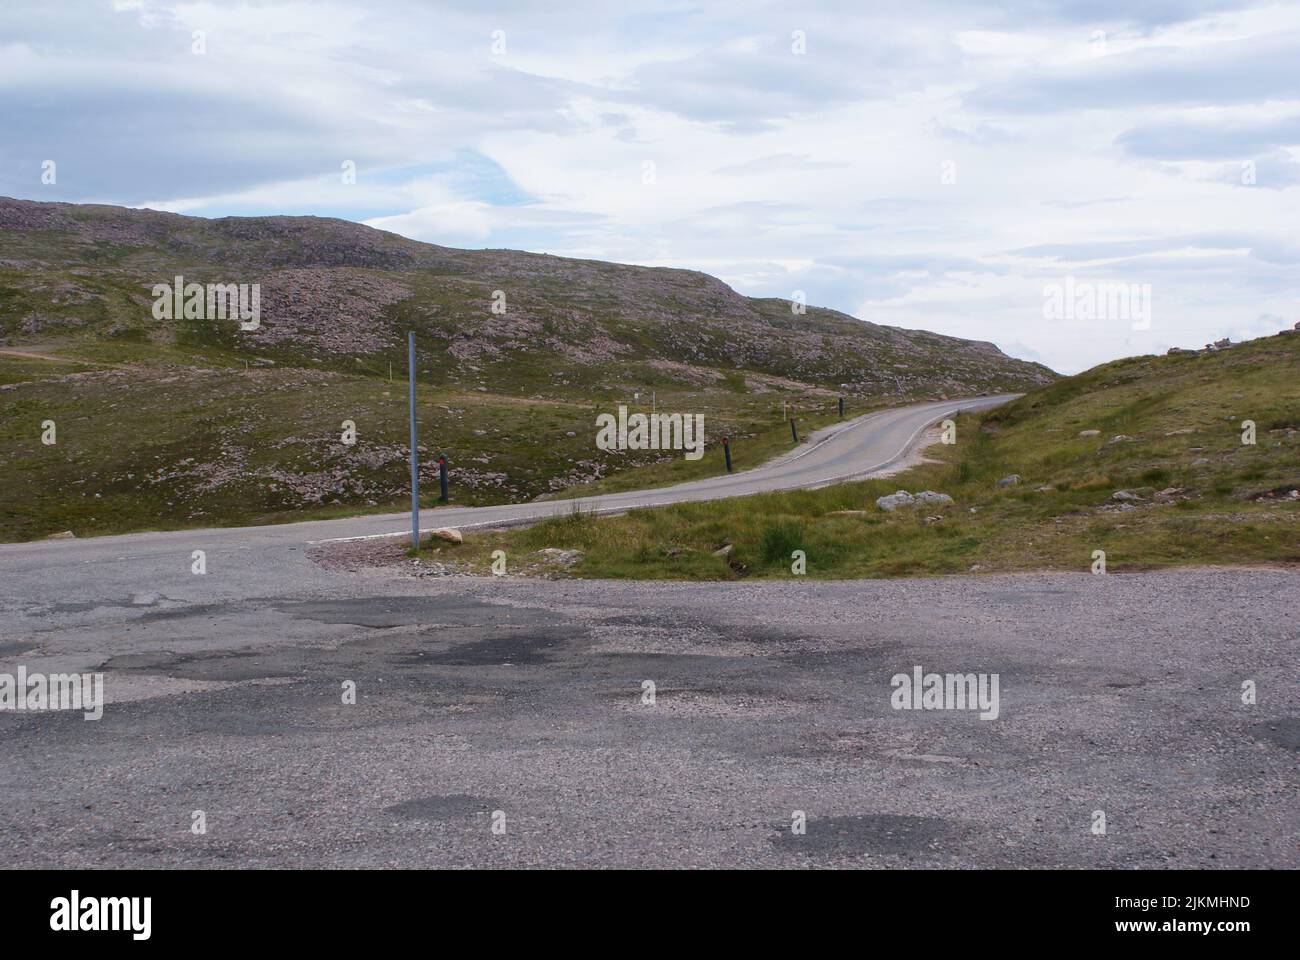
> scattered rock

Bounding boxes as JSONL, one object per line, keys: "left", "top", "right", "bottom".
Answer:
{"left": 1164, "top": 428, "right": 1195, "bottom": 436}
{"left": 535, "top": 548, "right": 582, "bottom": 566}
{"left": 410, "top": 561, "right": 458, "bottom": 577}
{"left": 428, "top": 527, "right": 463, "bottom": 544}
{"left": 996, "top": 474, "right": 1020, "bottom": 487}
{"left": 1108, "top": 435, "right": 1133, "bottom": 444}
{"left": 711, "top": 543, "right": 734, "bottom": 557}
{"left": 914, "top": 490, "right": 954, "bottom": 505}
{"left": 876, "top": 490, "right": 916, "bottom": 511}
{"left": 1078, "top": 430, "right": 1101, "bottom": 437}
{"left": 1035, "top": 485, "right": 1054, "bottom": 492}
{"left": 1111, "top": 490, "right": 1147, "bottom": 502}
{"left": 43, "top": 530, "right": 76, "bottom": 540}
{"left": 1191, "top": 458, "right": 1210, "bottom": 466}
{"left": 828, "top": 510, "right": 870, "bottom": 516}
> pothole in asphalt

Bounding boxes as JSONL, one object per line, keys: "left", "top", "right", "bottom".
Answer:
{"left": 1249, "top": 717, "right": 1299, "bottom": 751}
{"left": 384, "top": 795, "right": 500, "bottom": 821}
{"left": 103, "top": 650, "right": 304, "bottom": 683}
{"left": 771, "top": 814, "right": 960, "bottom": 857}
{"left": 40, "top": 596, "right": 188, "bottom": 615}
{"left": 276, "top": 596, "right": 553, "bottom": 630}
{"left": 418, "top": 628, "right": 574, "bottom": 666}
{"left": 608, "top": 687, "right": 800, "bottom": 718}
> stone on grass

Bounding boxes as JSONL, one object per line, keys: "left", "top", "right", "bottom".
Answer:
{"left": 536, "top": 548, "right": 582, "bottom": 566}
{"left": 876, "top": 490, "right": 916, "bottom": 511}
{"left": 1078, "top": 429, "right": 1101, "bottom": 437}
{"left": 914, "top": 491, "right": 954, "bottom": 505}
{"left": 429, "top": 527, "right": 463, "bottom": 544}
{"left": 996, "top": 474, "right": 1020, "bottom": 487}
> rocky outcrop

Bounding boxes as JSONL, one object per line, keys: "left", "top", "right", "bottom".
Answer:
{"left": 0, "top": 196, "right": 1057, "bottom": 396}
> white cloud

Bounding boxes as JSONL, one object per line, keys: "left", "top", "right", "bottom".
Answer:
{"left": 3, "top": 0, "right": 1298, "bottom": 373}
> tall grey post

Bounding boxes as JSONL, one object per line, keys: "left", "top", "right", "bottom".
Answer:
{"left": 408, "top": 331, "right": 419, "bottom": 550}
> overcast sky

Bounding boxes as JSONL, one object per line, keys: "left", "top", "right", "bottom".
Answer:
{"left": 3, "top": 0, "right": 1298, "bottom": 373}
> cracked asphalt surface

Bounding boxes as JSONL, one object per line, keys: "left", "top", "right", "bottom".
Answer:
{"left": 1, "top": 568, "right": 1296, "bottom": 868}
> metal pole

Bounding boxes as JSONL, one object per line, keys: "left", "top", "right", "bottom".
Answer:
{"left": 723, "top": 436, "right": 732, "bottom": 473}
{"left": 439, "top": 455, "right": 448, "bottom": 502}
{"left": 838, "top": 396, "right": 844, "bottom": 419}
{"left": 790, "top": 418, "right": 799, "bottom": 444}
{"left": 408, "top": 331, "right": 419, "bottom": 550}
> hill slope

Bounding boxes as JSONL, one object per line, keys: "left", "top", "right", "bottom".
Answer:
{"left": 0, "top": 196, "right": 1053, "bottom": 542}
{"left": 455, "top": 332, "right": 1300, "bottom": 579}
{"left": 0, "top": 196, "right": 1051, "bottom": 394}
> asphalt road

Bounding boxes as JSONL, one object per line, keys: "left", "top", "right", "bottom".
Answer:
{"left": 1, "top": 393, "right": 1296, "bottom": 868}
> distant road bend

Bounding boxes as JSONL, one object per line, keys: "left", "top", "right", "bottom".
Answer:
{"left": 0, "top": 394, "right": 1016, "bottom": 567}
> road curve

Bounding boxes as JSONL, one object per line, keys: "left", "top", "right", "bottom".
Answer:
{"left": 0, "top": 394, "right": 1015, "bottom": 564}
{"left": 0, "top": 394, "right": 1015, "bottom": 611}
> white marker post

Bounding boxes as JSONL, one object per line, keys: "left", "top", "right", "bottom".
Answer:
{"left": 408, "top": 331, "right": 419, "bottom": 550}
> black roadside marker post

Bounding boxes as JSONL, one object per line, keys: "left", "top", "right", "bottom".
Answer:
{"left": 408, "top": 331, "right": 419, "bottom": 551}
{"left": 838, "top": 396, "right": 844, "bottom": 419}
{"left": 723, "top": 435, "right": 733, "bottom": 473}
{"left": 790, "top": 418, "right": 799, "bottom": 444}
{"left": 439, "top": 455, "right": 449, "bottom": 502}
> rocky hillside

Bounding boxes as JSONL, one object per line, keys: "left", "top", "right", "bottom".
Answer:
{"left": 0, "top": 197, "right": 1052, "bottom": 396}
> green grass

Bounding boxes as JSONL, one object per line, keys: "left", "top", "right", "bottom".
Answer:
{"left": 458, "top": 333, "right": 1300, "bottom": 579}
{"left": 0, "top": 347, "right": 876, "bottom": 541}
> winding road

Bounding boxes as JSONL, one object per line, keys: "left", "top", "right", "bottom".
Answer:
{"left": 0, "top": 393, "right": 1015, "bottom": 596}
